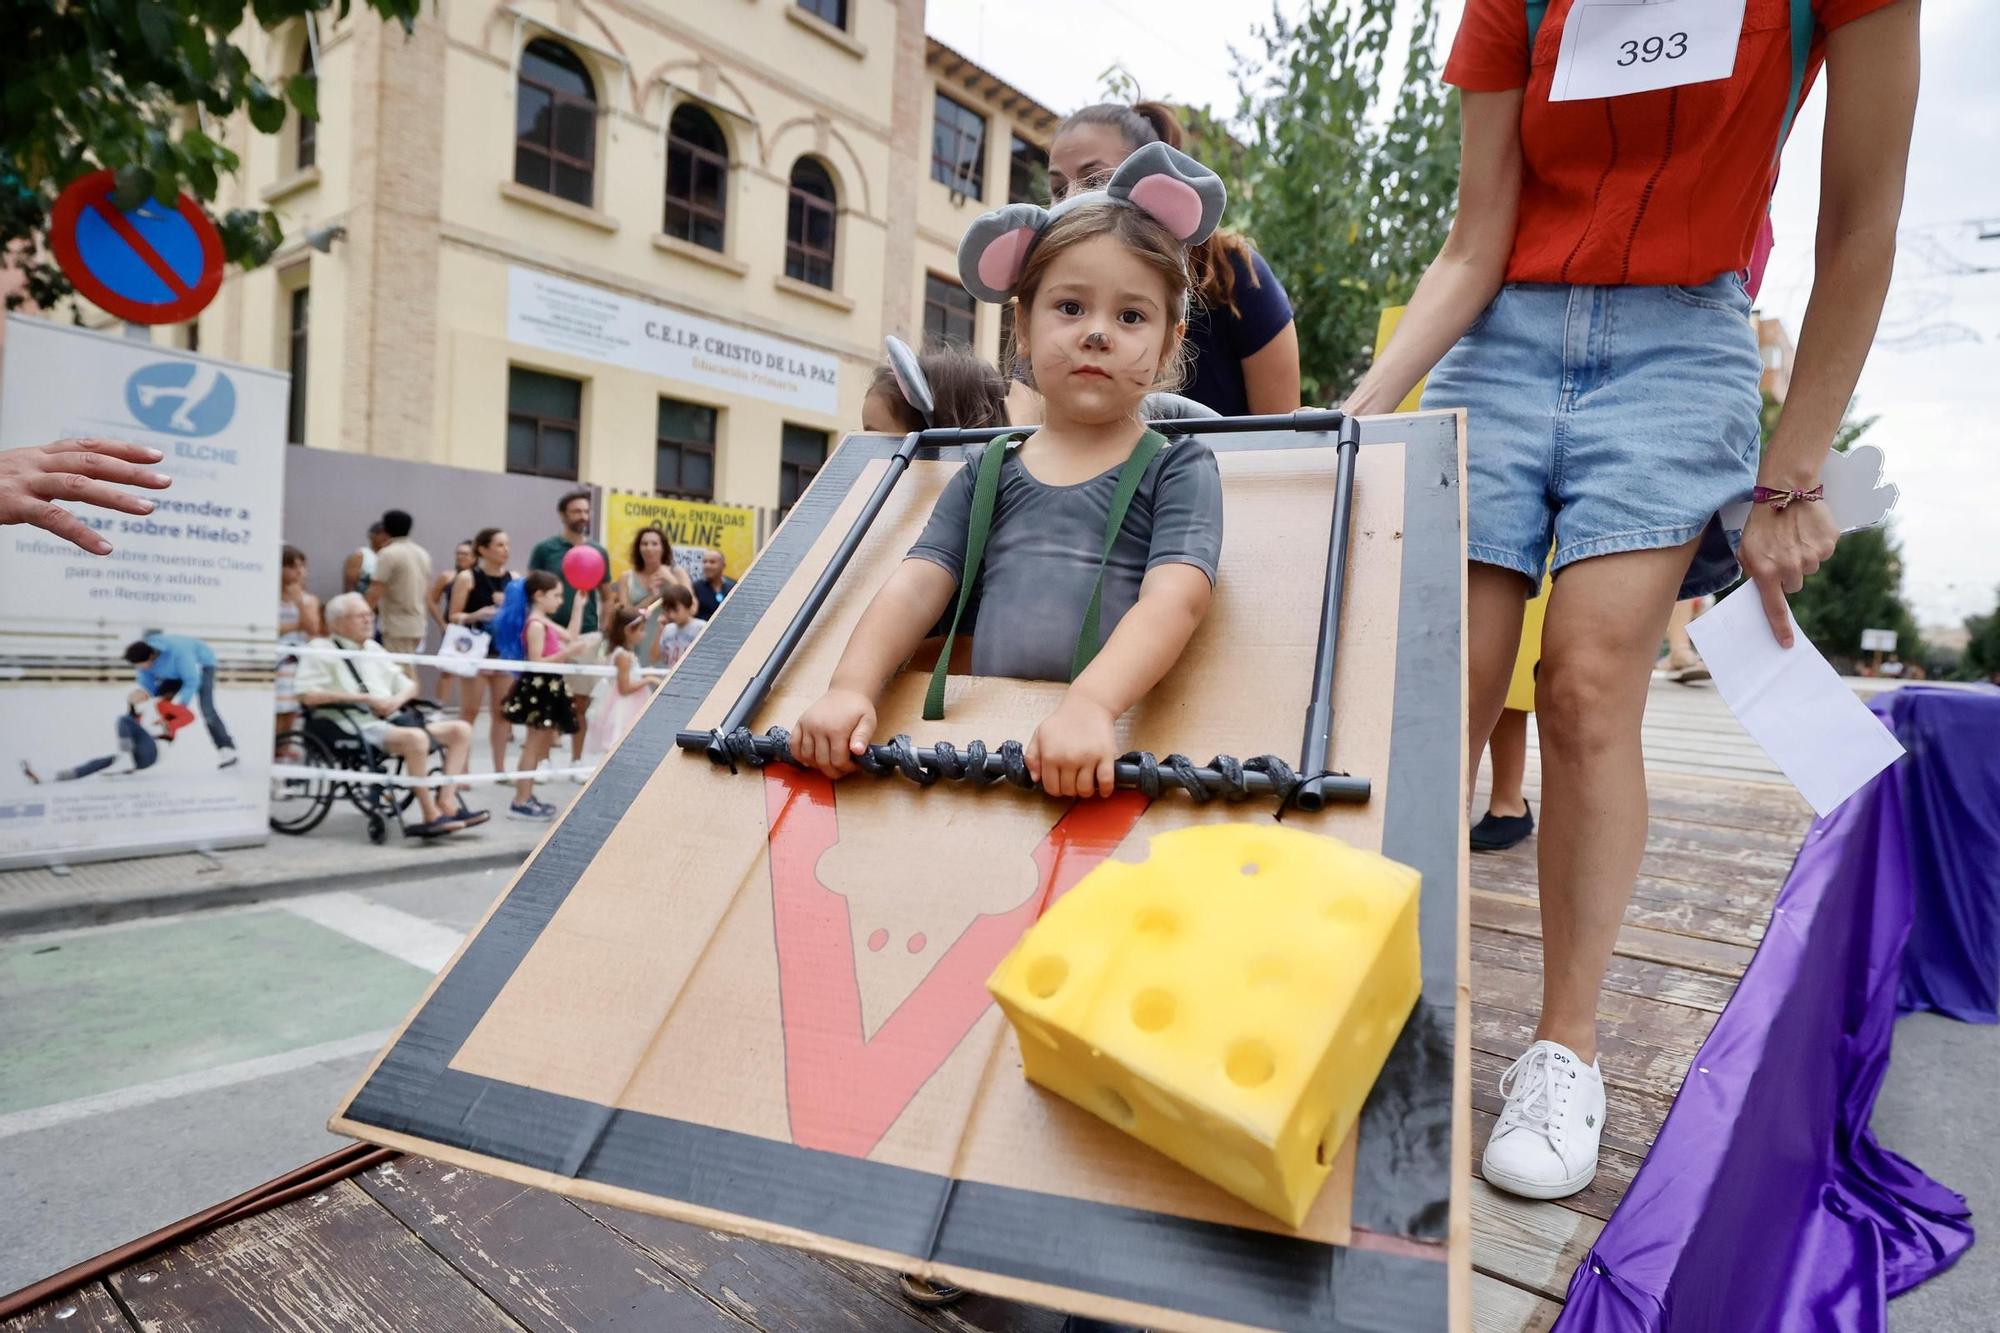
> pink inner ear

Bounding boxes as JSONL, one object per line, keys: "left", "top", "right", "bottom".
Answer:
{"left": 1128, "top": 176, "right": 1203, "bottom": 240}
{"left": 977, "top": 227, "right": 1037, "bottom": 292}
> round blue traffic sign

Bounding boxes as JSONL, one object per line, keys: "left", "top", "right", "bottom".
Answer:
{"left": 49, "top": 170, "right": 224, "bottom": 325}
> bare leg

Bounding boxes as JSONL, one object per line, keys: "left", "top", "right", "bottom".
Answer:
{"left": 430, "top": 719, "right": 472, "bottom": 814}
{"left": 1532, "top": 540, "right": 1697, "bottom": 1061}
{"left": 1468, "top": 562, "right": 1532, "bottom": 806}
{"left": 490, "top": 677, "right": 514, "bottom": 774}
{"left": 569, "top": 697, "right": 591, "bottom": 765}
{"left": 382, "top": 727, "right": 441, "bottom": 824}
{"left": 1662, "top": 597, "right": 1705, "bottom": 671}
{"left": 458, "top": 677, "right": 483, "bottom": 745}
{"left": 465, "top": 674, "right": 508, "bottom": 774}
{"left": 1486, "top": 708, "right": 1529, "bottom": 818}
{"left": 515, "top": 727, "right": 553, "bottom": 805}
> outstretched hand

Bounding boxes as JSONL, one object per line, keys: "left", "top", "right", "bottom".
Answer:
{"left": 0, "top": 439, "right": 172, "bottom": 554}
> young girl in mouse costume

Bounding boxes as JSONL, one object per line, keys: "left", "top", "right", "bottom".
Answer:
{"left": 794, "top": 142, "right": 1228, "bottom": 800}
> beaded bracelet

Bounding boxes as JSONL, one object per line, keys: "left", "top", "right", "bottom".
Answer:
{"left": 1751, "top": 483, "right": 1825, "bottom": 511}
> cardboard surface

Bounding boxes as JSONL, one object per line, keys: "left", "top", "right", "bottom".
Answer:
{"left": 333, "top": 412, "right": 1470, "bottom": 1332}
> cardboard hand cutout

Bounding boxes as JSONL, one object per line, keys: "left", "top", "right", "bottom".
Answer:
{"left": 1719, "top": 443, "right": 1901, "bottom": 536}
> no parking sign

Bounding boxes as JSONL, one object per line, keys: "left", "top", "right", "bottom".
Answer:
{"left": 48, "top": 169, "right": 225, "bottom": 325}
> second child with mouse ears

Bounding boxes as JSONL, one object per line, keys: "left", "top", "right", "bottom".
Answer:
{"left": 793, "top": 143, "right": 1229, "bottom": 801}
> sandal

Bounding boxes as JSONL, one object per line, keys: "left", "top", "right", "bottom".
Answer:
{"left": 898, "top": 1274, "right": 966, "bottom": 1308}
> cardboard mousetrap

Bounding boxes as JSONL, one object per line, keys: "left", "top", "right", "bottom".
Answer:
{"left": 332, "top": 409, "right": 1471, "bottom": 1332}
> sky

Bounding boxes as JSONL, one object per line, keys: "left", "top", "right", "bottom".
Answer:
{"left": 927, "top": 0, "right": 2000, "bottom": 630}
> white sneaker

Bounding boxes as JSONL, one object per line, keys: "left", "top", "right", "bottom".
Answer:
{"left": 217, "top": 747, "right": 239, "bottom": 769}
{"left": 1482, "top": 1039, "right": 1605, "bottom": 1200}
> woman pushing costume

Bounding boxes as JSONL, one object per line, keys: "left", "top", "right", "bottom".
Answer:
{"left": 1349, "top": 0, "right": 1920, "bottom": 1199}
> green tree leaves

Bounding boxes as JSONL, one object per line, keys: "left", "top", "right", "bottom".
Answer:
{"left": 1101, "top": 2, "right": 1457, "bottom": 403}
{"left": 1964, "top": 605, "right": 2000, "bottom": 682}
{"left": 0, "top": 0, "right": 419, "bottom": 311}
{"left": 1232, "top": 0, "right": 1460, "bottom": 402}
{"left": 1788, "top": 523, "right": 1924, "bottom": 664}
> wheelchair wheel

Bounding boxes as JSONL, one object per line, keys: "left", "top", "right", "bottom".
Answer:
{"left": 271, "top": 730, "right": 337, "bottom": 834}
{"left": 366, "top": 814, "right": 388, "bottom": 845}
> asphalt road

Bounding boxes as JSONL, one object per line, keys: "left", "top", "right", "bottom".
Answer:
{"left": 0, "top": 867, "right": 505, "bottom": 1293}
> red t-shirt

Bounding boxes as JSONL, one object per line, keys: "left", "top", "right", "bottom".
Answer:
{"left": 1446, "top": 0, "right": 1898, "bottom": 286}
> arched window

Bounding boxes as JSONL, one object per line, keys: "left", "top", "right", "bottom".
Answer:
{"left": 515, "top": 39, "right": 596, "bottom": 206}
{"left": 295, "top": 43, "right": 317, "bottom": 171}
{"left": 665, "top": 105, "right": 728, "bottom": 251}
{"left": 785, "top": 158, "right": 837, "bottom": 290}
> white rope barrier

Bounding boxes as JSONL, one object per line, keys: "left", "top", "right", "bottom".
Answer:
{"left": 270, "top": 762, "right": 597, "bottom": 789}
{"left": 280, "top": 642, "right": 674, "bottom": 680}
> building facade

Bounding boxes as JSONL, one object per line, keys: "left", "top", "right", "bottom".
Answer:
{"left": 90, "top": 1, "right": 1055, "bottom": 515}
{"left": 1754, "top": 313, "right": 1795, "bottom": 404}
{"left": 917, "top": 38, "right": 1055, "bottom": 377}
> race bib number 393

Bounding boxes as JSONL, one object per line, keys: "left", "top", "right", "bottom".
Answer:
{"left": 1551, "top": 0, "right": 1748, "bottom": 102}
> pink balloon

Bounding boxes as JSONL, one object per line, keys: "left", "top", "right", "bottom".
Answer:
{"left": 561, "top": 543, "right": 606, "bottom": 592}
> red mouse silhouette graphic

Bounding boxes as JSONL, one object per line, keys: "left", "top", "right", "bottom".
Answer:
{"left": 763, "top": 767, "right": 1149, "bottom": 1157}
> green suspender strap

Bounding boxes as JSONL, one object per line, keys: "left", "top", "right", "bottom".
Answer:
{"left": 923, "top": 428, "right": 1167, "bottom": 722}
{"left": 1071, "top": 428, "right": 1166, "bottom": 680}
{"left": 923, "top": 432, "right": 1018, "bottom": 722}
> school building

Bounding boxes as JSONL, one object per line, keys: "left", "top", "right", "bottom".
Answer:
{"left": 84, "top": 1, "right": 1055, "bottom": 516}
{"left": 1754, "top": 314, "right": 1795, "bottom": 404}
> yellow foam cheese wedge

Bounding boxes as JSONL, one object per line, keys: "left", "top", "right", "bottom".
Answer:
{"left": 987, "top": 822, "right": 1421, "bottom": 1227}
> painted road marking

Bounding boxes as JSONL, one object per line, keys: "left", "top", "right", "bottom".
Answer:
{"left": 1, "top": 908, "right": 430, "bottom": 1117}
{"left": 0, "top": 891, "right": 462, "bottom": 1132}
{"left": 280, "top": 892, "right": 465, "bottom": 973}
{"left": 0, "top": 1029, "right": 393, "bottom": 1141}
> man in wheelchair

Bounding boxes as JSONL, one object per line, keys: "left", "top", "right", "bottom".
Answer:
{"left": 294, "top": 593, "right": 491, "bottom": 838}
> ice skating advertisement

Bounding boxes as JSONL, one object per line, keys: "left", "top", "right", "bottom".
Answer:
{"left": 0, "top": 316, "right": 286, "bottom": 868}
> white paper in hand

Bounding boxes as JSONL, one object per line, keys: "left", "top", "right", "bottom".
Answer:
{"left": 1686, "top": 586, "right": 1905, "bottom": 817}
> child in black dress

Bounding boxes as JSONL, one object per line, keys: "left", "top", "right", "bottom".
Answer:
{"left": 501, "top": 570, "right": 595, "bottom": 820}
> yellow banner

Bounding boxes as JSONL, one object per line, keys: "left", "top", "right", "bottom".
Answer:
{"left": 1372, "top": 306, "right": 1429, "bottom": 413}
{"left": 603, "top": 492, "right": 759, "bottom": 586}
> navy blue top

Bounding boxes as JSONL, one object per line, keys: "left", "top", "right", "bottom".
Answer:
{"left": 1182, "top": 247, "right": 1294, "bottom": 417}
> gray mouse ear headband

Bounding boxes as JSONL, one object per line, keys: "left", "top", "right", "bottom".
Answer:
{"left": 882, "top": 335, "right": 935, "bottom": 426}
{"left": 955, "top": 141, "right": 1226, "bottom": 306}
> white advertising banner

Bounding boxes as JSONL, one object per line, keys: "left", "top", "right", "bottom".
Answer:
{"left": 506, "top": 266, "right": 841, "bottom": 416}
{"left": 0, "top": 316, "right": 287, "bottom": 867}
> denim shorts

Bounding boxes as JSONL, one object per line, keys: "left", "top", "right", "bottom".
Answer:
{"left": 1422, "top": 273, "right": 1763, "bottom": 600}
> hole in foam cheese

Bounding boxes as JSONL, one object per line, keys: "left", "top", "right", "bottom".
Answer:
{"left": 987, "top": 823, "right": 1422, "bottom": 1228}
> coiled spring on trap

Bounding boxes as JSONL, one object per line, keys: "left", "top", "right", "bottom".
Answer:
{"left": 703, "top": 725, "right": 1319, "bottom": 808}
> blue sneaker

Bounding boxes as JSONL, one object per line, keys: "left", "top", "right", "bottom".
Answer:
{"left": 507, "top": 799, "right": 554, "bottom": 821}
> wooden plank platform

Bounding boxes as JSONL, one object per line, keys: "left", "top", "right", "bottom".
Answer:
{"left": 1468, "top": 681, "right": 1811, "bottom": 1324}
{"left": 2, "top": 679, "right": 1806, "bottom": 1333}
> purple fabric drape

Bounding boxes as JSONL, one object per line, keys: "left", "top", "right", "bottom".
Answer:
{"left": 1883, "top": 688, "right": 2000, "bottom": 1024}
{"left": 1555, "top": 685, "right": 1989, "bottom": 1332}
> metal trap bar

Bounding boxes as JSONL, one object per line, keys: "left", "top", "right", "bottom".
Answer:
{"left": 678, "top": 410, "right": 1370, "bottom": 811}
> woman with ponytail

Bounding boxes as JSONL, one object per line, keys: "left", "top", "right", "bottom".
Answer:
{"left": 1006, "top": 100, "right": 1300, "bottom": 423}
